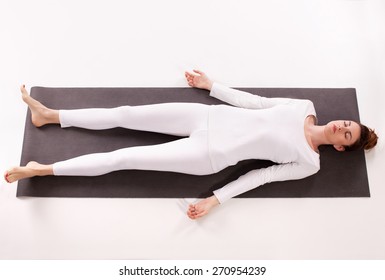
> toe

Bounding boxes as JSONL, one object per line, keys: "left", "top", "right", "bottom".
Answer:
{"left": 20, "top": 85, "right": 28, "bottom": 96}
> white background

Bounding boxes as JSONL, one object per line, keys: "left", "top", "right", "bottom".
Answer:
{"left": 0, "top": 0, "right": 384, "bottom": 260}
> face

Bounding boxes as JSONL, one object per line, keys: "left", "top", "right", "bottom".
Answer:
{"left": 324, "top": 120, "right": 361, "bottom": 151}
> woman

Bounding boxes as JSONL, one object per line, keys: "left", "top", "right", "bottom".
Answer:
{"left": 4, "top": 70, "right": 378, "bottom": 219}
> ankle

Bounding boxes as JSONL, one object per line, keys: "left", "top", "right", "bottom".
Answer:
{"left": 47, "top": 109, "right": 60, "bottom": 124}
{"left": 42, "top": 109, "right": 59, "bottom": 125}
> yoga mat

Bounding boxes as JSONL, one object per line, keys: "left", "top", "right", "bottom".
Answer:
{"left": 17, "top": 87, "right": 370, "bottom": 198}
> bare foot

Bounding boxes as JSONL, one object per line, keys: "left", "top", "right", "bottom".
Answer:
{"left": 4, "top": 161, "right": 53, "bottom": 183}
{"left": 20, "top": 85, "right": 58, "bottom": 127}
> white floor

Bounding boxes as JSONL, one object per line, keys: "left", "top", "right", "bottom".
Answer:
{"left": 0, "top": 0, "right": 384, "bottom": 259}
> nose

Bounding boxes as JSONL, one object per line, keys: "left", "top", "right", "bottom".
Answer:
{"left": 338, "top": 125, "right": 348, "bottom": 132}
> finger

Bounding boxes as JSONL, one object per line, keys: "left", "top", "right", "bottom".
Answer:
{"left": 188, "top": 214, "right": 196, "bottom": 220}
{"left": 187, "top": 211, "right": 197, "bottom": 220}
{"left": 185, "top": 71, "right": 195, "bottom": 77}
{"left": 188, "top": 206, "right": 196, "bottom": 214}
{"left": 194, "top": 211, "right": 207, "bottom": 219}
{"left": 194, "top": 207, "right": 204, "bottom": 215}
{"left": 4, "top": 171, "right": 10, "bottom": 183}
{"left": 193, "top": 69, "right": 204, "bottom": 75}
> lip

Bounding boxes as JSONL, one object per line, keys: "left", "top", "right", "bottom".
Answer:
{"left": 333, "top": 124, "right": 337, "bottom": 133}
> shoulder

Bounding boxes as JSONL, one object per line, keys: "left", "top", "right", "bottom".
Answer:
{"left": 286, "top": 98, "right": 314, "bottom": 108}
{"left": 301, "top": 156, "right": 320, "bottom": 174}
{"left": 292, "top": 98, "right": 314, "bottom": 106}
{"left": 296, "top": 99, "right": 317, "bottom": 117}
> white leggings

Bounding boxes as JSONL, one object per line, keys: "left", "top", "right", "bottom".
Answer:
{"left": 53, "top": 103, "right": 215, "bottom": 176}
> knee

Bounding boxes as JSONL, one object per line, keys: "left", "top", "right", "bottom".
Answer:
{"left": 107, "top": 149, "right": 139, "bottom": 171}
{"left": 114, "top": 106, "right": 132, "bottom": 126}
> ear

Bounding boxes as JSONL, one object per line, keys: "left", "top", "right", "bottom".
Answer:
{"left": 333, "top": 145, "right": 345, "bottom": 152}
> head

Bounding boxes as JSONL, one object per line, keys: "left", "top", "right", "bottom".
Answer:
{"left": 324, "top": 120, "right": 378, "bottom": 152}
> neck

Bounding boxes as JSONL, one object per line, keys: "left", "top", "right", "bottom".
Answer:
{"left": 307, "top": 124, "right": 331, "bottom": 150}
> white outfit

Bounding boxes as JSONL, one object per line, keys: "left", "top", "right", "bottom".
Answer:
{"left": 208, "top": 83, "right": 320, "bottom": 203}
{"left": 53, "top": 83, "right": 320, "bottom": 203}
{"left": 55, "top": 103, "right": 214, "bottom": 176}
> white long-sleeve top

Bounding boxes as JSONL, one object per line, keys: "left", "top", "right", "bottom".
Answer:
{"left": 208, "top": 83, "right": 320, "bottom": 203}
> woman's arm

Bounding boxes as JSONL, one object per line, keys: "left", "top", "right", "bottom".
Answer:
{"left": 213, "top": 162, "right": 319, "bottom": 204}
{"left": 209, "top": 83, "right": 294, "bottom": 109}
{"left": 185, "top": 70, "right": 295, "bottom": 109}
{"left": 187, "top": 162, "right": 318, "bottom": 219}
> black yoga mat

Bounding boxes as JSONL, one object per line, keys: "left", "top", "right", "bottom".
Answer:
{"left": 17, "top": 87, "right": 370, "bottom": 198}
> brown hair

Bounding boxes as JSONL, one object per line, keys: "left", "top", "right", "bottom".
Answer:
{"left": 345, "top": 124, "right": 378, "bottom": 151}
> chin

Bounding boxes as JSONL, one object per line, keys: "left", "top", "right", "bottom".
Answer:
{"left": 326, "top": 123, "right": 334, "bottom": 134}
{"left": 324, "top": 123, "right": 335, "bottom": 142}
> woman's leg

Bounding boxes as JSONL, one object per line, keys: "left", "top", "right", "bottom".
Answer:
{"left": 53, "top": 130, "right": 213, "bottom": 176}
{"left": 6, "top": 86, "right": 213, "bottom": 182}
{"left": 59, "top": 103, "right": 209, "bottom": 137}
{"left": 5, "top": 131, "right": 214, "bottom": 182}
{"left": 20, "top": 85, "right": 210, "bottom": 137}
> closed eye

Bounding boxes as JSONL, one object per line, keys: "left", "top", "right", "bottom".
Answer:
{"left": 345, "top": 131, "right": 352, "bottom": 140}
{"left": 344, "top": 121, "right": 352, "bottom": 140}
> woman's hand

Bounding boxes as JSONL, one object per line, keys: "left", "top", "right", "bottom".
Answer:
{"left": 185, "top": 70, "right": 213, "bottom": 91}
{"left": 187, "top": 195, "right": 220, "bottom": 220}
